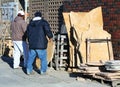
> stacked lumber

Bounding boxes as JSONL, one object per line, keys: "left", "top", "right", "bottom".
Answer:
{"left": 95, "top": 72, "right": 120, "bottom": 80}
{"left": 78, "top": 61, "right": 120, "bottom": 81}
{"left": 78, "top": 65, "right": 120, "bottom": 81}
{"left": 79, "top": 66, "right": 100, "bottom": 74}
{"left": 78, "top": 62, "right": 103, "bottom": 75}
{"left": 77, "top": 61, "right": 120, "bottom": 87}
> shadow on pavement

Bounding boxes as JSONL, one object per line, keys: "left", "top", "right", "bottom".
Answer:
{"left": 1, "top": 56, "right": 26, "bottom": 74}
{"left": 69, "top": 72, "right": 83, "bottom": 78}
{"left": 1, "top": 56, "right": 13, "bottom": 68}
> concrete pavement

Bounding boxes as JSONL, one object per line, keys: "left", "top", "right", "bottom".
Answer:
{"left": 0, "top": 56, "right": 110, "bottom": 87}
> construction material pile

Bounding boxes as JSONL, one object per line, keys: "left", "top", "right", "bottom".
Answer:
{"left": 63, "top": 6, "right": 113, "bottom": 68}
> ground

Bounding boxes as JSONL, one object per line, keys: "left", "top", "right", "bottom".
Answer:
{"left": 0, "top": 56, "right": 110, "bottom": 87}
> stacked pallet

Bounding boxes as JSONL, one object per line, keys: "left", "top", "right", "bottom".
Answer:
{"left": 78, "top": 60, "right": 120, "bottom": 80}
{"left": 79, "top": 66, "right": 100, "bottom": 75}
{"left": 77, "top": 61, "right": 120, "bottom": 87}
{"left": 95, "top": 72, "right": 120, "bottom": 80}
{"left": 78, "top": 62, "right": 104, "bottom": 75}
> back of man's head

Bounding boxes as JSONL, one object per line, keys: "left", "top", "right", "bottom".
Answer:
{"left": 34, "top": 11, "right": 42, "bottom": 17}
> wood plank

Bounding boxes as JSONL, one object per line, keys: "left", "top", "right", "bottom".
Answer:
{"left": 79, "top": 66, "right": 99, "bottom": 71}
{"left": 35, "top": 41, "right": 55, "bottom": 69}
{"left": 96, "top": 72, "right": 120, "bottom": 77}
{"left": 86, "top": 62, "right": 104, "bottom": 66}
{"left": 95, "top": 72, "right": 120, "bottom": 80}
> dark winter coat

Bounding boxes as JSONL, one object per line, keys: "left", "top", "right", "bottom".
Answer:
{"left": 26, "top": 18, "right": 53, "bottom": 49}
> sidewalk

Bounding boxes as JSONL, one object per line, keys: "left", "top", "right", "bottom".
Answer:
{"left": 0, "top": 56, "right": 110, "bottom": 87}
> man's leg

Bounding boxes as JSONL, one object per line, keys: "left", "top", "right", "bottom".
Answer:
{"left": 13, "top": 41, "right": 21, "bottom": 68}
{"left": 26, "top": 49, "right": 36, "bottom": 74}
{"left": 22, "top": 41, "right": 28, "bottom": 67}
{"left": 37, "top": 49, "right": 47, "bottom": 74}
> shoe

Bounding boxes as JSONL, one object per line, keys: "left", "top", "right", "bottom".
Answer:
{"left": 40, "top": 71, "right": 47, "bottom": 75}
{"left": 14, "top": 66, "right": 22, "bottom": 69}
{"left": 27, "top": 72, "right": 35, "bottom": 75}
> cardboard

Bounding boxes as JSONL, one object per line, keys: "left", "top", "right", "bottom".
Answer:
{"left": 35, "top": 41, "right": 55, "bottom": 69}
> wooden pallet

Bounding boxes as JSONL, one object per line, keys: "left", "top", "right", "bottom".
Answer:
{"left": 77, "top": 65, "right": 120, "bottom": 87}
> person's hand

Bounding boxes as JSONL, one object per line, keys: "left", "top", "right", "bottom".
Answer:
{"left": 49, "top": 38, "right": 53, "bottom": 42}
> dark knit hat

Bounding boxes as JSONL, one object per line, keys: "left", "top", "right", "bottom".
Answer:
{"left": 34, "top": 11, "right": 42, "bottom": 17}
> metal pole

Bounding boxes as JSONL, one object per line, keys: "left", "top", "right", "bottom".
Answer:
{"left": 25, "top": 0, "right": 28, "bottom": 21}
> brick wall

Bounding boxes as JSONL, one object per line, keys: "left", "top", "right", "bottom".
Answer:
{"left": 63, "top": 0, "right": 120, "bottom": 60}
{"left": 29, "top": 0, "right": 64, "bottom": 34}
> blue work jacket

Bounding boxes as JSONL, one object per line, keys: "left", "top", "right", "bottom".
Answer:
{"left": 27, "top": 18, "right": 53, "bottom": 49}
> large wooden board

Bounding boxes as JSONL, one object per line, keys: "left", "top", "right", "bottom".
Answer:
{"left": 63, "top": 6, "right": 113, "bottom": 68}
{"left": 79, "top": 7, "right": 113, "bottom": 63}
{"left": 35, "top": 41, "right": 55, "bottom": 69}
{"left": 62, "top": 12, "right": 74, "bottom": 67}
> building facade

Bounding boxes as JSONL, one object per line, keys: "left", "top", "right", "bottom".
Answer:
{"left": 0, "top": 0, "right": 24, "bottom": 21}
{"left": 29, "top": 0, "right": 64, "bottom": 34}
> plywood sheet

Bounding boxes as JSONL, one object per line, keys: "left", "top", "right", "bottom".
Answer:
{"left": 69, "top": 12, "right": 89, "bottom": 32}
{"left": 63, "top": 6, "right": 113, "bottom": 68}
{"left": 79, "top": 7, "right": 113, "bottom": 63}
{"left": 62, "top": 13, "right": 71, "bottom": 38}
{"left": 62, "top": 12, "right": 75, "bottom": 67}
{"left": 63, "top": 12, "right": 89, "bottom": 67}
{"left": 69, "top": 12, "right": 89, "bottom": 43}
{"left": 81, "top": 29, "right": 112, "bottom": 63}
{"left": 35, "top": 41, "right": 55, "bottom": 69}
{"left": 88, "top": 6, "right": 103, "bottom": 28}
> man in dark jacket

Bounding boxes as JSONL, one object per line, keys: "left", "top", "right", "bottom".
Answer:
{"left": 26, "top": 11, "right": 53, "bottom": 75}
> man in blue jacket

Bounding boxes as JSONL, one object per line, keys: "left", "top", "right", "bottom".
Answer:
{"left": 26, "top": 11, "right": 53, "bottom": 75}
